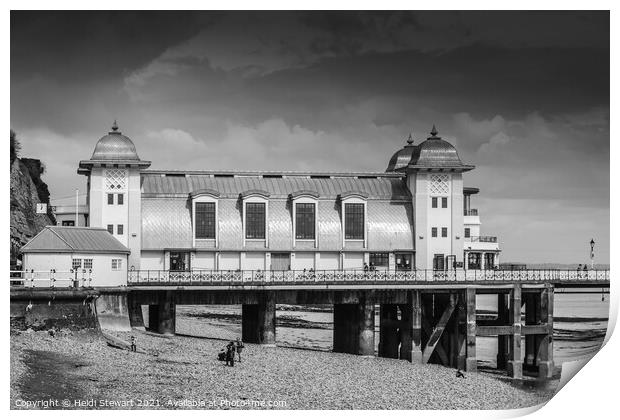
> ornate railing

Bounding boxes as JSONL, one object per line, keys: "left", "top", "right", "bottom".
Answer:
{"left": 126, "top": 269, "right": 610, "bottom": 285}
{"left": 466, "top": 236, "right": 498, "bottom": 243}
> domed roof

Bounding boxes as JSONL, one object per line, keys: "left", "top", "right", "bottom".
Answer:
{"left": 386, "top": 126, "right": 474, "bottom": 172}
{"left": 90, "top": 121, "right": 141, "bottom": 161}
{"left": 413, "top": 125, "right": 467, "bottom": 168}
{"left": 386, "top": 134, "right": 419, "bottom": 172}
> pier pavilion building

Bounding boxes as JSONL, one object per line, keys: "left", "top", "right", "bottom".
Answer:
{"left": 75, "top": 122, "right": 500, "bottom": 277}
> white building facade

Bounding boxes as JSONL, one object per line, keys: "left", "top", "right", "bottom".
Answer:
{"left": 77, "top": 123, "right": 500, "bottom": 273}
{"left": 20, "top": 226, "right": 130, "bottom": 287}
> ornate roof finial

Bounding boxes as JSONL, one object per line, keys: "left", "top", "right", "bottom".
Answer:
{"left": 430, "top": 125, "right": 438, "bottom": 137}
{"left": 111, "top": 120, "right": 119, "bottom": 132}
{"left": 406, "top": 133, "right": 414, "bottom": 145}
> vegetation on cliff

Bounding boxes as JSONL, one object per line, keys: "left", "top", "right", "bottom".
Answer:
{"left": 10, "top": 130, "right": 55, "bottom": 266}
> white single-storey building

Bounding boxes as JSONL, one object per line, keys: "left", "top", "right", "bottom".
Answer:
{"left": 20, "top": 226, "right": 130, "bottom": 287}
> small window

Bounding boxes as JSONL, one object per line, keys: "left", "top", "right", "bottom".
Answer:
{"left": 370, "top": 252, "right": 389, "bottom": 268}
{"left": 296, "top": 203, "right": 316, "bottom": 240}
{"left": 107, "top": 224, "right": 114, "bottom": 234}
{"left": 464, "top": 228, "right": 471, "bottom": 238}
{"left": 107, "top": 193, "right": 114, "bottom": 205}
{"left": 117, "top": 193, "right": 124, "bottom": 205}
{"left": 442, "top": 227, "right": 448, "bottom": 238}
{"left": 246, "top": 202, "right": 266, "bottom": 239}
{"left": 111, "top": 259, "right": 122, "bottom": 271}
{"left": 62, "top": 220, "right": 75, "bottom": 226}
{"left": 431, "top": 197, "right": 438, "bottom": 208}
{"left": 441, "top": 197, "right": 448, "bottom": 208}
{"left": 83, "top": 259, "right": 93, "bottom": 270}
{"left": 431, "top": 227, "right": 437, "bottom": 238}
{"left": 344, "top": 203, "right": 364, "bottom": 240}
{"left": 395, "top": 253, "right": 412, "bottom": 271}
{"left": 72, "top": 258, "right": 82, "bottom": 270}
{"left": 196, "top": 202, "right": 216, "bottom": 239}
{"left": 117, "top": 224, "right": 124, "bottom": 235}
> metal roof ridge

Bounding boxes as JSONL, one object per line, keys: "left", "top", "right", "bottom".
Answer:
{"left": 142, "top": 169, "right": 403, "bottom": 177}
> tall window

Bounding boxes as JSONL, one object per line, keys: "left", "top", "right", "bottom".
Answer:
{"left": 117, "top": 224, "right": 124, "bottom": 235}
{"left": 196, "top": 202, "right": 216, "bottom": 239}
{"left": 344, "top": 203, "right": 364, "bottom": 240}
{"left": 431, "top": 197, "right": 438, "bottom": 208}
{"left": 117, "top": 193, "right": 124, "bottom": 205}
{"left": 431, "top": 227, "right": 438, "bottom": 238}
{"left": 442, "top": 227, "right": 448, "bottom": 237}
{"left": 107, "top": 224, "right": 114, "bottom": 235}
{"left": 107, "top": 193, "right": 114, "bottom": 205}
{"left": 441, "top": 197, "right": 448, "bottom": 208}
{"left": 246, "top": 202, "right": 266, "bottom": 239}
{"left": 72, "top": 258, "right": 82, "bottom": 270}
{"left": 295, "top": 203, "right": 315, "bottom": 239}
{"left": 464, "top": 228, "right": 471, "bottom": 238}
{"left": 83, "top": 259, "right": 93, "bottom": 270}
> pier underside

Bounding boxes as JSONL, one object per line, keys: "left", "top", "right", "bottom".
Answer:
{"left": 126, "top": 284, "right": 555, "bottom": 379}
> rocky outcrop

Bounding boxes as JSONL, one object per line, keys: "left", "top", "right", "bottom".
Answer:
{"left": 10, "top": 157, "right": 55, "bottom": 266}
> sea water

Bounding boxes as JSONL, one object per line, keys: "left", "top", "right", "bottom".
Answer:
{"left": 174, "top": 289, "right": 609, "bottom": 366}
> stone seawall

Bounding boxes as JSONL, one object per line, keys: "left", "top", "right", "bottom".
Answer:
{"left": 10, "top": 288, "right": 132, "bottom": 332}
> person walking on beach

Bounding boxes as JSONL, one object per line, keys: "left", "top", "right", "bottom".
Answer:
{"left": 225, "top": 341, "right": 236, "bottom": 367}
{"left": 235, "top": 337, "right": 244, "bottom": 362}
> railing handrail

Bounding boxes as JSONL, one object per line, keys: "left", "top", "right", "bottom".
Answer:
{"left": 125, "top": 268, "right": 610, "bottom": 285}
{"left": 466, "top": 235, "right": 498, "bottom": 243}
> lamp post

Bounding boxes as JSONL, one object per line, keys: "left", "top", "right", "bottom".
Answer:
{"left": 590, "top": 239, "right": 595, "bottom": 270}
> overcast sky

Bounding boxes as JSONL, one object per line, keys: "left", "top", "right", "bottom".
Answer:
{"left": 10, "top": 11, "right": 609, "bottom": 264}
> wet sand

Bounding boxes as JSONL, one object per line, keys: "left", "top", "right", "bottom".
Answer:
{"left": 10, "top": 329, "right": 558, "bottom": 410}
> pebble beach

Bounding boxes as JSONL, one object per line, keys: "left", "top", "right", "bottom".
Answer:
{"left": 11, "top": 328, "right": 558, "bottom": 410}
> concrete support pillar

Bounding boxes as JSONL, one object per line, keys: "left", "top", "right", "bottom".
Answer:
{"left": 497, "top": 293, "right": 510, "bottom": 369}
{"left": 333, "top": 304, "right": 357, "bottom": 353}
{"left": 378, "top": 304, "right": 399, "bottom": 359}
{"left": 333, "top": 293, "right": 375, "bottom": 356}
{"left": 358, "top": 296, "right": 375, "bottom": 357}
{"left": 507, "top": 284, "right": 523, "bottom": 379}
{"left": 465, "top": 288, "right": 477, "bottom": 371}
{"left": 524, "top": 292, "right": 541, "bottom": 369}
{"left": 242, "top": 291, "right": 276, "bottom": 345}
{"left": 456, "top": 292, "right": 467, "bottom": 370}
{"left": 410, "top": 290, "right": 423, "bottom": 363}
{"left": 127, "top": 295, "right": 145, "bottom": 330}
{"left": 147, "top": 304, "right": 159, "bottom": 332}
{"left": 398, "top": 304, "right": 411, "bottom": 361}
{"left": 157, "top": 291, "right": 176, "bottom": 335}
{"left": 538, "top": 285, "right": 555, "bottom": 379}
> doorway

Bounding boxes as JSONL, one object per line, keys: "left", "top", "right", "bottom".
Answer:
{"left": 170, "top": 251, "right": 190, "bottom": 271}
{"left": 433, "top": 254, "right": 445, "bottom": 270}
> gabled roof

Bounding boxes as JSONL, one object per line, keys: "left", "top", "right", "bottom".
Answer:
{"left": 20, "top": 226, "right": 130, "bottom": 254}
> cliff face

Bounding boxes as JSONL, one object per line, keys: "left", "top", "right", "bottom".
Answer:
{"left": 10, "top": 157, "right": 55, "bottom": 266}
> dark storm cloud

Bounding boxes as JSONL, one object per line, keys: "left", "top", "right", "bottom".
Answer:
{"left": 11, "top": 11, "right": 209, "bottom": 82}
{"left": 10, "top": 10, "right": 609, "bottom": 263}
